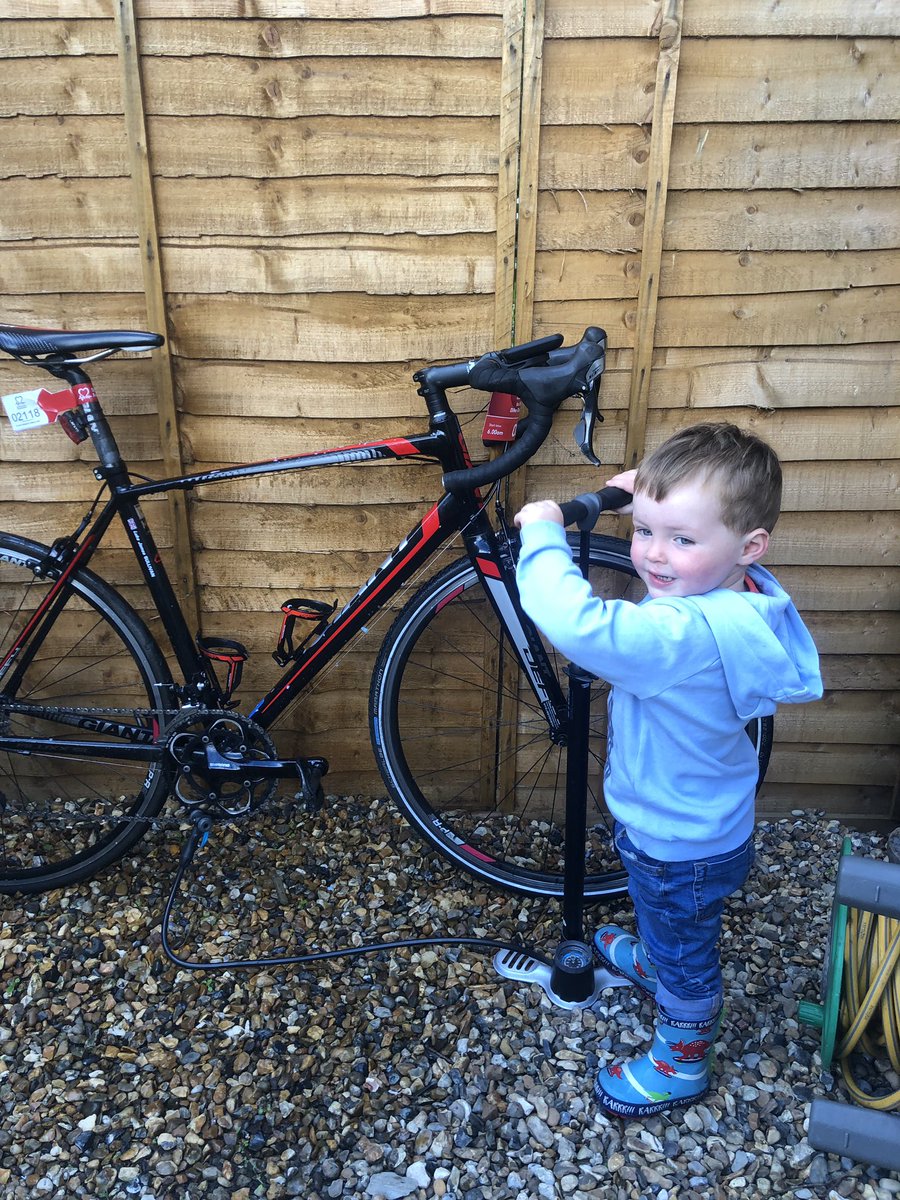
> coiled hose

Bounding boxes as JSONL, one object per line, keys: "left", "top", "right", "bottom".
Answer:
{"left": 837, "top": 904, "right": 900, "bottom": 1110}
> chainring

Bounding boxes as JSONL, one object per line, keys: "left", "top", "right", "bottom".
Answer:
{"left": 166, "top": 708, "right": 278, "bottom": 819}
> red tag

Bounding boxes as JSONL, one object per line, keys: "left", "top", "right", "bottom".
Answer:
{"left": 36, "top": 386, "right": 79, "bottom": 421}
{"left": 482, "top": 392, "right": 521, "bottom": 444}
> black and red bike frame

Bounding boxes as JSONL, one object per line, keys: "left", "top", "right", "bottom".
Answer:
{"left": 3, "top": 361, "right": 568, "bottom": 763}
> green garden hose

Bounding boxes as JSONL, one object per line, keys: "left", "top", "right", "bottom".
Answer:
{"left": 800, "top": 838, "right": 900, "bottom": 1112}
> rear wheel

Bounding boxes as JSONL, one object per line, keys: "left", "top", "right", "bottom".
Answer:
{"left": 0, "top": 533, "right": 173, "bottom": 893}
{"left": 371, "top": 534, "right": 773, "bottom": 900}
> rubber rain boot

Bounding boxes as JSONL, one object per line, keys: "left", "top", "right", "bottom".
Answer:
{"left": 594, "top": 1006, "right": 722, "bottom": 1118}
{"left": 593, "top": 925, "right": 658, "bottom": 996}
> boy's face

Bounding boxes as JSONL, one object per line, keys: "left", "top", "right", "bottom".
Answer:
{"left": 630, "top": 478, "right": 767, "bottom": 599}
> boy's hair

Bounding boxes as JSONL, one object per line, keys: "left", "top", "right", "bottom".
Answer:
{"left": 634, "top": 423, "right": 782, "bottom": 533}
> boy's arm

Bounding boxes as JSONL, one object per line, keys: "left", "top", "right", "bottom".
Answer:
{"left": 515, "top": 520, "right": 704, "bottom": 695}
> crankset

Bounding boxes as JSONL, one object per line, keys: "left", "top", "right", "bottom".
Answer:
{"left": 165, "top": 708, "right": 327, "bottom": 820}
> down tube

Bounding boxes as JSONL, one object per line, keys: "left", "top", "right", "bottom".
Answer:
{"left": 248, "top": 492, "right": 475, "bottom": 728}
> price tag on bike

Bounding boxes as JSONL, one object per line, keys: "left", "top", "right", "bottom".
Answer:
{"left": 2, "top": 386, "right": 78, "bottom": 432}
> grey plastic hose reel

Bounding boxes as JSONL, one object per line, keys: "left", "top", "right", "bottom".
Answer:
{"left": 805, "top": 851, "right": 900, "bottom": 1171}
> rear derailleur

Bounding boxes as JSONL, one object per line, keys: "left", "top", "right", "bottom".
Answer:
{"left": 165, "top": 707, "right": 327, "bottom": 820}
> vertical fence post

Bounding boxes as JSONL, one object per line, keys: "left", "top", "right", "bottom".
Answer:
{"left": 623, "top": 0, "right": 684, "bottom": 471}
{"left": 513, "top": 0, "right": 546, "bottom": 349}
{"left": 480, "top": 0, "right": 547, "bottom": 812}
{"left": 113, "top": 0, "right": 200, "bottom": 634}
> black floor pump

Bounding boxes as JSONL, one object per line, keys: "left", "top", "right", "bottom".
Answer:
{"left": 494, "top": 487, "right": 633, "bottom": 1009}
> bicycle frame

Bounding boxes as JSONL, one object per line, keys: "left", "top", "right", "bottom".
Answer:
{"left": 1, "top": 367, "right": 569, "bottom": 763}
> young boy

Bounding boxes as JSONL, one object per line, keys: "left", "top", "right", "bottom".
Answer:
{"left": 514, "top": 422, "right": 822, "bottom": 1119}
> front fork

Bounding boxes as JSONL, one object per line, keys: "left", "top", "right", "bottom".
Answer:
{"left": 466, "top": 515, "right": 568, "bottom": 742}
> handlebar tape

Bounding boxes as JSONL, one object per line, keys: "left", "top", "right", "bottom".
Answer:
{"left": 443, "top": 410, "right": 552, "bottom": 493}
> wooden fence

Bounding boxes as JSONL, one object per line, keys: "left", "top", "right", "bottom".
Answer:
{"left": 1, "top": 0, "right": 897, "bottom": 821}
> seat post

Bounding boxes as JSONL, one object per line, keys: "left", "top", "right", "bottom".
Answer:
{"left": 50, "top": 361, "right": 125, "bottom": 473}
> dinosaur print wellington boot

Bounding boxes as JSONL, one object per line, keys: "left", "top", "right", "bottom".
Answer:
{"left": 593, "top": 925, "right": 658, "bottom": 996}
{"left": 594, "top": 1005, "right": 722, "bottom": 1119}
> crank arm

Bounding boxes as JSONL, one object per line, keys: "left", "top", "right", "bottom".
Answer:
{"left": 196, "top": 747, "right": 329, "bottom": 782}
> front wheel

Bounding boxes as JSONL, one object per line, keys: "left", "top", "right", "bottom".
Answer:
{"left": 370, "top": 534, "right": 773, "bottom": 901}
{"left": 0, "top": 533, "right": 173, "bottom": 893}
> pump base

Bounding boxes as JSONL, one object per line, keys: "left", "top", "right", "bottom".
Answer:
{"left": 493, "top": 948, "right": 630, "bottom": 1011}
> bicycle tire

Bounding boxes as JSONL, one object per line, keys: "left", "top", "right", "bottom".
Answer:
{"left": 0, "top": 533, "right": 173, "bottom": 894}
{"left": 370, "top": 533, "right": 773, "bottom": 901}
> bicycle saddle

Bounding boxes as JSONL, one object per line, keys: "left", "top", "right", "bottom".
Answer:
{"left": 0, "top": 323, "right": 163, "bottom": 358}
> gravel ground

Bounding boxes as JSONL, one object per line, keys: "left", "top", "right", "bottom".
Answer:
{"left": 2, "top": 798, "right": 899, "bottom": 1200}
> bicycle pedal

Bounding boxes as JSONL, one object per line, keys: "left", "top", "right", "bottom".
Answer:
{"left": 293, "top": 756, "right": 328, "bottom": 810}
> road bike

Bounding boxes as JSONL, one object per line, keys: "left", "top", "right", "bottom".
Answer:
{"left": 0, "top": 322, "right": 771, "bottom": 899}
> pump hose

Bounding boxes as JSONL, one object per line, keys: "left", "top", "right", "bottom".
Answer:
{"left": 836, "top": 905, "right": 900, "bottom": 1110}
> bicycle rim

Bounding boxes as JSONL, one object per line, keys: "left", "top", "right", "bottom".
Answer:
{"left": 371, "top": 534, "right": 640, "bottom": 900}
{"left": 0, "top": 534, "right": 172, "bottom": 893}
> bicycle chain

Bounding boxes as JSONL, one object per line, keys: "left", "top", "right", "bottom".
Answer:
{"left": 1, "top": 700, "right": 179, "bottom": 719}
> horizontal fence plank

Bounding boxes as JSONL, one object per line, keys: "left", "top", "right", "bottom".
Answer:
{"left": 536, "top": 189, "right": 900, "bottom": 252}
{"left": 665, "top": 189, "right": 900, "bottom": 252}
{"left": 546, "top": 0, "right": 896, "bottom": 38}
{"left": 0, "top": 356, "right": 159, "bottom": 411}
{"left": 536, "top": 249, "right": 900, "bottom": 301}
{"left": 776, "top": 691, "right": 898, "bottom": 745}
{"left": 758, "top": 785, "right": 894, "bottom": 822}
{"left": 179, "top": 416, "right": 478, "bottom": 465}
{"left": 537, "top": 285, "right": 900, "bottom": 348}
{"left": 0, "top": 462, "right": 169, "bottom": 502}
{"left": 1, "top": 56, "right": 503, "bottom": 119}
{"left": 172, "top": 237, "right": 495, "bottom": 297}
{"left": 773, "top": 567, "right": 898, "bottom": 613}
{"left": 0, "top": 175, "right": 499, "bottom": 240}
{"left": 823, "top": 655, "right": 899, "bottom": 691}
{"left": 155, "top": 176, "right": 498, "bottom": 238}
{"left": 541, "top": 39, "right": 899, "bottom": 125}
{"left": 0, "top": 500, "right": 173, "bottom": 546}
{"left": 767, "top": 743, "right": 899, "bottom": 786}
{"left": 640, "top": 406, "right": 900, "bottom": 465}
{"left": 676, "top": 38, "right": 900, "bottom": 123}
{"left": 643, "top": 354, "right": 899, "bottom": 410}
{"left": 653, "top": 286, "right": 898, "bottom": 348}
{"left": 1, "top": 235, "right": 497, "bottom": 297}
{"left": 5, "top": 114, "right": 499, "bottom": 180}
{"left": 196, "top": 605, "right": 900, "bottom": 666}
{"left": 4, "top": 1, "right": 507, "bottom": 15}
{"left": 0, "top": 414, "right": 162, "bottom": 464}
{"left": 1, "top": 17, "right": 501, "bottom": 59}
{"left": 1, "top": 294, "right": 150, "bottom": 333}
{"left": 175, "top": 360, "right": 437, "bottom": 419}
{"left": 540, "top": 122, "right": 900, "bottom": 191}
{"left": 180, "top": 457, "right": 900, "bottom": 514}
{"left": 1, "top": 244, "right": 144, "bottom": 295}
{"left": 805, "top": 612, "right": 900, "bottom": 656}
{"left": 5, "top": 116, "right": 128, "bottom": 179}
{"left": 169, "top": 293, "right": 496, "bottom": 363}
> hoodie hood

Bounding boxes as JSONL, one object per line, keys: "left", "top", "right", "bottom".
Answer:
{"left": 688, "top": 564, "right": 823, "bottom": 721}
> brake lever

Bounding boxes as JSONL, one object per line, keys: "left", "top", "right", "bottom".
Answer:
{"left": 573, "top": 381, "right": 603, "bottom": 466}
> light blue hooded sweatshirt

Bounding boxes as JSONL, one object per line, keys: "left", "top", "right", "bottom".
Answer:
{"left": 517, "top": 521, "right": 823, "bottom": 862}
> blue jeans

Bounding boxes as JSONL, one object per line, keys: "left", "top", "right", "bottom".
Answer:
{"left": 614, "top": 823, "right": 755, "bottom": 1021}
